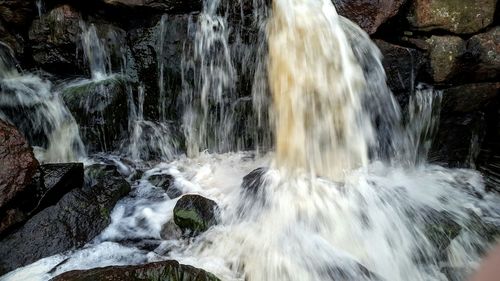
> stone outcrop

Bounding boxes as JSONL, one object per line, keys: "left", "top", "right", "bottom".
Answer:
{"left": 0, "top": 164, "right": 130, "bottom": 275}
{"left": 0, "top": 163, "right": 84, "bottom": 236}
{"left": 0, "top": 119, "right": 39, "bottom": 211}
{"left": 29, "top": 5, "right": 83, "bottom": 75}
{"left": 407, "top": 0, "right": 497, "bottom": 34}
{"left": 50, "top": 260, "right": 220, "bottom": 281}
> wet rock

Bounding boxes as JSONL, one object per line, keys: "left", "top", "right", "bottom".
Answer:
{"left": 29, "top": 5, "right": 83, "bottom": 75}
{"left": 148, "top": 174, "right": 182, "bottom": 199}
{"left": 333, "top": 0, "right": 407, "bottom": 34}
{"left": 103, "top": 0, "right": 202, "bottom": 13}
{"left": 466, "top": 27, "right": 500, "bottom": 82}
{"left": 426, "top": 35, "right": 466, "bottom": 83}
{"left": 0, "top": 164, "right": 130, "bottom": 275}
{"left": 442, "top": 83, "right": 500, "bottom": 114}
{"left": 0, "top": 163, "right": 84, "bottom": 236}
{"left": 0, "top": 119, "right": 39, "bottom": 210}
{"left": 375, "top": 40, "right": 427, "bottom": 104}
{"left": 430, "top": 113, "right": 485, "bottom": 168}
{"left": 61, "top": 76, "right": 130, "bottom": 152}
{"left": 50, "top": 260, "right": 220, "bottom": 281}
{"left": 431, "top": 83, "right": 499, "bottom": 167}
{"left": 173, "top": 194, "right": 219, "bottom": 235}
{"left": 128, "top": 14, "right": 192, "bottom": 120}
{"left": 407, "top": 0, "right": 497, "bottom": 34}
{"left": 0, "top": 0, "right": 36, "bottom": 28}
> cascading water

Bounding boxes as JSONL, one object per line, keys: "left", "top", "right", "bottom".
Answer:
{"left": 0, "top": 44, "right": 85, "bottom": 163}
{"left": 1, "top": 0, "right": 499, "bottom": 281}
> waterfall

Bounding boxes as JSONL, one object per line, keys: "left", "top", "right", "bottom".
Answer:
{"left": 80, "top": 23, "right": 112, "bottom": 81}
{"left": 0, "top": 44, "right": 85, "bottom": 163}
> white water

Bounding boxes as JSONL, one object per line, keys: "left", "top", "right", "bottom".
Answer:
{"left": 1, "top": 0, "right": 499, "bottom": 281}
{"left": 0, "top": 45, "right": 85, "bottom": 163}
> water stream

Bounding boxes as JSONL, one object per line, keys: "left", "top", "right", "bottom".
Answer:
{"left": 0, "top": 0, "right": 499, "bottom": 281}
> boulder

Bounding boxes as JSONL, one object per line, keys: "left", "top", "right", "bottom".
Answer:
{"left": 50, "top": 260, "right": 220, "bottom": 281}
{"left": 466, "top": 27, "right": 500, "bottom": 82}
{"left": 61, "top": 76, "right": 130, "bottom": 152}
{"left": 103, "top": 0, "right": 202, "bottom": 13}
{"left": 333, "top": 0, "right": 407, "bottom": 34}
{"left": 0, "top": 163, "right": 84, "bottom": 236}
{"left": 426, "top": 35, "right": 466, "bottom": 83}
{"left": 0, "top": 119, "right": 39, "bottom": 210}
{"left": 173, "top": 194, "right": 219, "bottom": 235}
{"left": 407, "top": 0, "right": 497, "bottom": 34}
{"left": 0, "top": 164, "right": 130, "bottom": 275}
{"left": 29, "top": 5, "right": 83, "bottom": 75}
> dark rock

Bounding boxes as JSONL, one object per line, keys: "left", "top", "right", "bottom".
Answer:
{"left": 407, "top": 0, "right": 497, "bottom": 34}
{"left": 148, "top": 174, "right": 181, "bottom": 199}
{"left": 466, "top": 27, "right": 500, "bottom": 82}
{"left": 128, "top": 14, "right": 192, "bottom": 121}
{"left": 333, "top": 0, "right": 407, "bottom": 34}
{"left": 61, "top": 76, "right": 130, "bottom": 152}
{"left": 173, "top": 194, "right": 219, "bottom": 235}
{"left": 0, "top": 164, "right": 130, "bottom": 275}
{"left": 103, "top": 0, "right": 202, "bottom": 13}
{"left": 0, "top": 163, "right": 84, "bottom": 236}
{"left": 430, "top": 113, "right": 485, "bottom": 167}
{"left": 0, "top": 22, "right": 23, "bottom": 57}
{"left": 426, "top": 35, "right": 466, "bottom": 83}
{"left": 0, "top": 0, "right": 36, "bottom": 28}
{"left": 50, "top": 260, "right": 220, "bottom": 281}
{"left": 442, "top": 83, "right": 500, "bottom": 114}
{"left": 29, "top": 5, "right": 84, "bottom": 75}
{"left": 0, "top": 119, "right": 39, "bottom": 210}
{"left": 375, "top": 40, "right": 427, "bottom": 103}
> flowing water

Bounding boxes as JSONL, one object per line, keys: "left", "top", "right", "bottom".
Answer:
{"left": 1, "top": 0, "right": 499, "bottom": 281}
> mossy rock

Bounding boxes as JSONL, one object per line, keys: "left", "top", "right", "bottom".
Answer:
{"left": 173, "top": 195, "right": 219, "bottom": 235}
{"left": 61, "top": 75, "right": 130, "bottom": 152}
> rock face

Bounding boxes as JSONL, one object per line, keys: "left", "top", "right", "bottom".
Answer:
{"left": 61, "top": 76, "right": 130, "bottom": 152}
{"left": 173, "top": 195, "right": 219, "bottom": 234}
{"left": 430, "top": 83, "right": 499, "bottom": 167}
{"left": 29, "top": 5, "right": 83, "bottom": 75}
{"left": 0, "top": 163, "right": 84, "bottom": 236}
{"left": 408, "top": 0, "right": 497, "bottom": 34}
{"left": 103, "top": 0, "right": 202, "bottom": 13}
{"left": 375, "top": 40, "right": 427, "bottom": 102}
{"left": 128, "top": 14, "right": 192, "bottom": 121}
{"left": 0, "top": 119, "right": 39, "bottom": 211}
{"left": 333, "top": 0, "right": 407, "bottom": 34}
{"left": 50, "top": 260, "right": 220, "bottom": 281}
{"left": 0, "top": 164, "right": 130, "bottom": 275}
